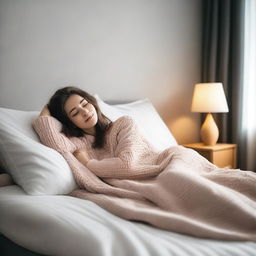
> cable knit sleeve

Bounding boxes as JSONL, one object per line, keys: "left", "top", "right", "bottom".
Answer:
{"left": 32, "top": 116, "right": 76, "bottom": 153}
{"left": 86, "top": 116, "right": 167, "bottom": 179}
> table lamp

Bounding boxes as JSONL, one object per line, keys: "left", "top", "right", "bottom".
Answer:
{"left": 191, "top": 83, "right": 229, "bottom": 145}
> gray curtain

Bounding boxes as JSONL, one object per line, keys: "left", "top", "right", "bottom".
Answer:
{"left": 202, "top": 0, "right": 247, "bottom": 169}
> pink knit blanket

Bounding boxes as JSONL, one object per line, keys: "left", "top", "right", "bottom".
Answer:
{"left": 33, "top": 116, "right": 256, "bottom": 241}
{"left": 67, "top": 146, "right": 256, "bottom": 241}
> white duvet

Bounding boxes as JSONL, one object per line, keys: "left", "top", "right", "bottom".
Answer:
{"left": 0, "top": 185, "right": 256, "bottom": 256}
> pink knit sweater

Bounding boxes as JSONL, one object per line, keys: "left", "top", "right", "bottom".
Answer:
{"left": 33, "top": 115, "right": 256, "bottom": 241}
{"left": 33, "top": 115, "right": 172, "bottom": 179}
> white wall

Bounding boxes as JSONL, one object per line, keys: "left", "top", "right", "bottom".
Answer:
{"left": 0, "top": 0, "right": 201, "bottom": 144}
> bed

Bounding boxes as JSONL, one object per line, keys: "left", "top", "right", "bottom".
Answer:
{"left": 0, "top": 97, "right": 256, "bottom": 256}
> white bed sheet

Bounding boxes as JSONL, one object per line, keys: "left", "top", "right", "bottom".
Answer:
{"left": 0, "top": 185, "right": 256, "bottom": 256}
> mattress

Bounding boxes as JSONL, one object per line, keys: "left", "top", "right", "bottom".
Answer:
{"left": 0, "top": 185, "right": 255, "bottom": 256}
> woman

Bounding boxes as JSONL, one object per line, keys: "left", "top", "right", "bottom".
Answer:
{"left": 39, "top": 86, "right": 114, "bottom": 168}
{"left": 33, "top": 86, "right": 256, "bottom": 242}
{"left": 35, "top": 86, "right": 172, "bottom": 179}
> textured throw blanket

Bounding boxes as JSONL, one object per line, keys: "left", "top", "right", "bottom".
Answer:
{"left": 33, "top": 116, "right": 256, "bottom": 241}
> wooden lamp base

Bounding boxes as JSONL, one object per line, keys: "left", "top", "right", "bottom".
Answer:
{"left": 200, "top": 113, "right": 219, "bottom": 146}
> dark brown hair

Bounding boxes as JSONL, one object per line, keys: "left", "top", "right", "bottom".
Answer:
{"left": 47, "top": 86, "right": 111, "bottom": 148}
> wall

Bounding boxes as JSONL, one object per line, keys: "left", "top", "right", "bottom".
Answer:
{"left": 0, "top": 0, "right": 202, "bottom": 144}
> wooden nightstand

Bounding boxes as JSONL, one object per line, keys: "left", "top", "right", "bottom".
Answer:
{"left": 183, "top": 143, "right": 237, "bottom": 168}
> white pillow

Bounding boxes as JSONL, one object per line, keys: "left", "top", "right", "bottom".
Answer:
{"left": 95, "top": 95, "right": 177, "bottom": 150}
{"left": 0, "top": 107, "right": 77, "bottom": 195}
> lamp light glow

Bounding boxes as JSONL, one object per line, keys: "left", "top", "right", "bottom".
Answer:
{"left": 191, "top": 83, "right": 229, "bottom": 145}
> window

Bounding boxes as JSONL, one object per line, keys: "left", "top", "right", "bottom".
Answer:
{"left": 243, "top": 0, "right": 256, "bottom": 169}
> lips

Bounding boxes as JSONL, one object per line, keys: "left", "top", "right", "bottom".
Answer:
{"left": 85, "top": 113, "right": 94, "bottom": 122}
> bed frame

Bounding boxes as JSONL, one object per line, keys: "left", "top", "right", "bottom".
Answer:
{"left": 0, "top": 234, "right": 43, "bottom": 256}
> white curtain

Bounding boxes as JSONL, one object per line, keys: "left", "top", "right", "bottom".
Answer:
{"left": 243, "top": 0, "right": 256, "bottom": 170}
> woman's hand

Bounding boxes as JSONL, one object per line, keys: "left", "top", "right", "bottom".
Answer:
{"left": 39, "top": 105, "right": 51, "bottom": 116}
{"left": 73, "top": 148, "right": 91, "bottom": 166}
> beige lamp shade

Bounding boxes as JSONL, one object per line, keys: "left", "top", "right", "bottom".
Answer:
{"left": 191, "top": 83, "right": 229, "bottom": 146}
{"left": 191, "top": 83, "right": 229, "bottom": 113}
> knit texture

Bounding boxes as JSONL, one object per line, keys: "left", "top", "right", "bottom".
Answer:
{"left": 33, "top": 115, "right": 256, "bottom": 241}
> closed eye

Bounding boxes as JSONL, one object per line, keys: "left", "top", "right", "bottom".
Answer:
{"left": 72, "top": 102, "right": 88, "bottom": 117}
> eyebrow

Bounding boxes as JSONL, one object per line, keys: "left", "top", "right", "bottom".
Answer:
{"left": 69, "top": 98, "right": 85, "bottom": 115}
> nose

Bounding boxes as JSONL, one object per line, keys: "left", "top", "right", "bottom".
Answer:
{"left": 80, "top": 107, "right": 89, "bottom": 115}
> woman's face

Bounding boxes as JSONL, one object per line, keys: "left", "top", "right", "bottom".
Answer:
{"left": 64, "top": 94, "right": 98, "bottom": 135}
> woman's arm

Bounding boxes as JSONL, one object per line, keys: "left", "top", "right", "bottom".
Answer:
{"left": 33, "top": 105, "right": 76, "bottom": 153}
{"left": 85, "top": 117, "right": 163, "bottom": 179}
